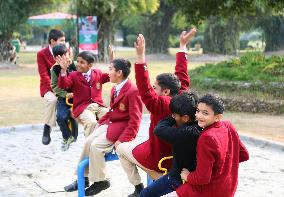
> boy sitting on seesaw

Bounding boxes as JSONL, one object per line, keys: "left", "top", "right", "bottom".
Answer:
{"left": 162, "top": 94, "right": 249, "bottom": 197}
{"left": 140, "top": 91, "right": 202, "bottom": 197}
{"left": 57, "top": 51, "right": 109, "bottom": 137}
{"left": 51, "top": 43, "right": 78, "bottom": 151}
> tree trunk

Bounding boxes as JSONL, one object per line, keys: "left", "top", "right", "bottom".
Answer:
{"left": 203, "top": 16, "right": 240, "bottom": 55}
{"left": 97, "top": 18, "right": 114, "bottom": 63}
{"left": 142, "top": 2, "right": 175, "bottom": 54}
{"left": 260, "top": 16, "right": 284, "bottom": 52}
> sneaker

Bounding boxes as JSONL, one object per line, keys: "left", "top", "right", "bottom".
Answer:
{"left": 61, "top": 136, "right": 75, "bottom": 151}
{"left": 67, "top": 136, "right": 75, "bottom": 146}
{"left": 61, "top": 139, "right": 68, "bottom": 151}
{"left": 128, "top": 183, "right": 144, "bottom": 197}
{"left": 64, "top": 178, "right": 89, "bottom": 192}
{"left": 85, "top": 180, "right": 110, "bottom": 196}
{"left": 42, "top": 124, "right": 51, "bottom": 145}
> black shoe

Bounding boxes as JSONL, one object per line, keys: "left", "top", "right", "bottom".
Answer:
{"left": 42, "top": 124, "right": 51, "bottom": 145}
{"left": 70, "top": 117, "right": 78, "bottom": 140}
{"left": 128, "top": 183, "right": 144, "bottom": 197}
{"left": 64, "top": 178, "right": 89, "bottom": 192}
{"left": 85, "top": 180, "right": 110, "bottom": 196}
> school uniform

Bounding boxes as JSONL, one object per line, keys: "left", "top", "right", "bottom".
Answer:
{"left": 116, "top": 52, "right": 190, "bottom": 186}
{"left": 176, "top": 121, "right": 249, "bottom": 197}
{"left": 58, "top": 68, "right": 109, "bottom": 136}
{"left": 51, "top": 63, "right": 77, "bottom": 140}
{"left": 37, "top": 46, "right": 57, "bottom": 127}
{"left": 78, "top": 79, "right": 143, "bottom": 182}
{"left": 140, "top": 117, "right": 202, "bottom": 196}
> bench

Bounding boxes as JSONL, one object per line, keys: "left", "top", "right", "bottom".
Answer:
{"left": 77, "top": 151, "right": 154, "bottom": 197}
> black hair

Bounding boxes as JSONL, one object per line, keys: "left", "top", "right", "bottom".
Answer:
{"left": 48, "top": 29, "right": 65, "bottom": 44}
{"left": 199, "top": 94, "right": 225, "bottom": 114}
{"left": 52, "top": 44, "right": 67, "bottom": 57}
{"left": 112, "top": 58, "right": 131, "bottom": 79}
{"left": 156, "top": 73, "right": 181, "bottom": 96}
{"left": 77, "top": 51, "right": 95, "bottom": 64}
{"left": 170, "top": 91, "right": 198, "bottom": 121}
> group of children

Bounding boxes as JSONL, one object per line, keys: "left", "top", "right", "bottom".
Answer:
{"left": 37, "top": 28, "right": 249, "bottom": 197}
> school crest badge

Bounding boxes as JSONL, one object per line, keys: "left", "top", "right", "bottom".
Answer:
{"left": 96, "top": 82, "right": 101, "bottom": 90}
{"left": 119, "top": 103, "right": 126, "bottom": 111}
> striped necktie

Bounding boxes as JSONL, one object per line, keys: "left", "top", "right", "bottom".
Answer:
{"left": 83, "top": 73, "right": 90, "bottom": 82}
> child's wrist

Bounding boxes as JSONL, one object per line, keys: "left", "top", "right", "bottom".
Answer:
{"left": 136, "top": 54, "right": 145, "bottom": 64}
{"left": 179, "top": 44, "right": 187, "bottom": 51}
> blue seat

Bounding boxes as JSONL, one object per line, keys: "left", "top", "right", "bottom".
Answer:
{"left": 77, "top": 151, "right": 153, "bottom": 197}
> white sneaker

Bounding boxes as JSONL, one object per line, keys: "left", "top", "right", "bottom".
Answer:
{"left": 61, "top": 139, "right": 69, "bottom": 151}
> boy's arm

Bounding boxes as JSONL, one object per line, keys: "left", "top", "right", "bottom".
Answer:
{"left": 117, "top": 90, "right": 143, "bottom": 143}
{"left": 134, "top": 34, "right": 163, "bottom": 112}
{"left": 51, "top": 67, "right": 67, "bottom": 98}
{"left": 175, "top": 28, "right": 197, "bottom": 92}
{"left": 102, "top": 72, "right": 110, "bottom": 84}
{"left": 58, "top": 72, "right": 74, "bottom": 90}
{"left": 154, "top": 117, "right": 200, "bottom": 144}
{"left": 56, "top": 55, "right": 74, "bottom": 89}
{"left": 184, "top": 135, "right": 217, "bottom": 185}
{"left": 222, "top": 120, "right": 249, "bottom": 162}
{"left": 37, "top": 52, "right": 52, "bottom": 95}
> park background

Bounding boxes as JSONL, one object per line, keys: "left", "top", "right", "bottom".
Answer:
{"left": 0, "top": 1, "right": 284, "bottom": 197}
{"left": 0, "top": 0, "right": 283, "bottom": 143}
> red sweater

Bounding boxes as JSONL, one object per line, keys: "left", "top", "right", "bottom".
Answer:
{"left": 176, "top": 121, "right": 249, "bottom": 197}
{"left": 58, "top": 68, "right": 109, "bottom": 118}
{"left": 98, "top": 80, "right": 143, "bottom": 143}
{"left": 37, "top": 46, "right": 56, "bottom": 97}
{"left": 132, "top": 52, "right": 190, "bottom": 172}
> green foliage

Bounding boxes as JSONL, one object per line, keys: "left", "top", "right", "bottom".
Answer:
{"left": 258, "top": 15, "right": 284, "bottom": 51}
{"left": 126, "top": 34, "right": 137, "bottom": 47}
{"left": 169, "top": 35, "right": 179, "bottom": 48}
{"left": 203, "top": 16, "right": 240, "bottom": 55}
{"left": 191, "top": 52, "right": 284, "bottom": 82}
{"left": 76, "top": 0, "right": 160, "bottom": 61}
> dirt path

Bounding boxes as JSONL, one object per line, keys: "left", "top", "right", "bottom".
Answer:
{"left": 224, "top": 112, "right": 284, "bottom": 143}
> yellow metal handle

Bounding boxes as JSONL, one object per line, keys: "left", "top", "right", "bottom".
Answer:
{"left": 158, "top": 156, "right": 173, "bottom": 175}
{"left": 65, "top": 97, "right": 73, "bottom": 108}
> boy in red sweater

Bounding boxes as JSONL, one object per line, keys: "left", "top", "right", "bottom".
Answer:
{"left": 116, "top": 28, "right": 197, "bottom": 197}
{"left": 57, "top": 51, "right": 109, "bottom": 137}
{"left": 162, "top": 94, "right": 249, "bottom": 197}
{"left": 37, "top": 29, "right": 65, "bottom": 145}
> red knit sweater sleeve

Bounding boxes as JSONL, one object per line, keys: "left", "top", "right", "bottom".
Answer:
{"left": 135, "top": 63, "right": 162, "bottom": 113}
{"left": 117, "top": 89, "right": 143, "bottom": 142}
{"left": 58, "top": 74, "right": 74, "bottom": 90}
{"left": 102, "top": 72, "right": 110, "bottom": 84}
{"left": 175, "top": 52, "right": 190, "bottom": 92}
{"left": 186, "top": 135, "right": 217, "bottom": 185}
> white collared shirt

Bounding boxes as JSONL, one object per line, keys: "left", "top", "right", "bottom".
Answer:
{"left": 114, "top": 78, "right": 128, "bottom": 97}
{"left": 49, "top": 45, "right": 54, "bottom": 57}
{"left": 82, "top": 69, "right": 92, "bottom": 82}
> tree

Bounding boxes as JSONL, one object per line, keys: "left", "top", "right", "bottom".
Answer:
{"left": 0, "top": 0, "right": 68, "bottom": 63}
{"left": 203, "top": 16, "right": 240, "bottom": 55}
{"left": 75, "top": 0, "right": 159, "bottom": 62}
{"left": 258, "top": 15, "right": 284, "bottom": 51}
{"left": 136, "top": 0, "right": 284, "bottom": 54}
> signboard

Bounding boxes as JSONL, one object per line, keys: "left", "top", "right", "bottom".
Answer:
{"left": 78, "top": 16, "right": 98, "bottom": 54}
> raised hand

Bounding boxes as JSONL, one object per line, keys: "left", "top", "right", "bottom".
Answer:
{"left": 55, "top": 54, "right": 68, "bottom": 71}
{"left": 108, "top": 45, "right": 115, "bottom": 62}
{"left": 180, "top": 28, "right": 197, "bottom": 50}
{"left": 134, "top": 34, "right": 146, "bottom": 63}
